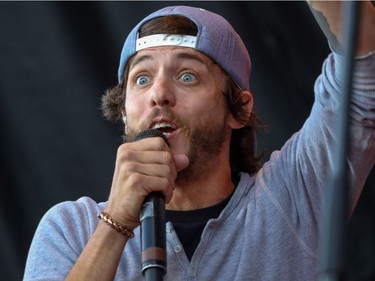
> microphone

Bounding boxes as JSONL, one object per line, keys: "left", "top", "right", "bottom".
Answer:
{"left": 134, "top": 129, "right": 168, "bottom": 281}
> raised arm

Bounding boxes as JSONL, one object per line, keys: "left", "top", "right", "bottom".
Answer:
{"left": 307, "top": 1, "right": 375, "bottom": 56}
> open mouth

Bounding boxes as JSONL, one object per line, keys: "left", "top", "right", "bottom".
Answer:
{"left": 151, "top": 122, "right": 177, "bottom": 137}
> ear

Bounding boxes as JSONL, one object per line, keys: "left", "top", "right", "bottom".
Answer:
{"left": 121, "top": 110, "right": 126, "bottom": 123}
{"left": 121, "top": 110, "right": 128, "bottom": 135}
{"left": 228, "top": 90, "right": 253, "bottom": 129}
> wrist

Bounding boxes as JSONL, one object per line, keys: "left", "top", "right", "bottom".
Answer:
{"left": 98, "top": 211, "right": 135, "bottom": 238}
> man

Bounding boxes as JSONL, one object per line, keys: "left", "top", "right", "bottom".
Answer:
{"left": 24, "top": 2, "right": 375, "bottom": 281}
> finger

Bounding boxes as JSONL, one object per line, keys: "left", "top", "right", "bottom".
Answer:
{"left": 117, "top": 150, "right": 177, "bottom": 181}
{"left": 129, "top": 137, "right": 170, "bottom": 151}
{"left": 121, "top": 162, "right": 176, "bottom": 188}
{"left": 126, "top": 172, "right": 175, "bottom": 203}
{"left": 129, "top": 150, "right": 176, "bottom": 166}
{"left": 117, "top": 140, "right": 174, "bottom": 162}
{"left": 173, "top": 154, "right": 189, "bottom": 172}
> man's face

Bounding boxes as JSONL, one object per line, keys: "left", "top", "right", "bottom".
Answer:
{"left": 125, "top": 46, "right": 232, "bottom": 181}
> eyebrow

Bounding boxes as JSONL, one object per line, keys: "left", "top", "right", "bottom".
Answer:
{"left": 175, "top": 52, "right": 208, "bottom": 65}
{"left": 129, "top": 55, "right": 153, "bottom": 71}
{"left": 129, "top": 50, "right": 211, "bottom": 71}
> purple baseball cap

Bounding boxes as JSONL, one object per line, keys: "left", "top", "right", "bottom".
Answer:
{"left": 118, "top": 6, "right": 251, "bottom": 91}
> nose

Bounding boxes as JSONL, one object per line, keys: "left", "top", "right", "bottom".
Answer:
{"left": 148, "top": 77, "right": 176, "bottom": 108}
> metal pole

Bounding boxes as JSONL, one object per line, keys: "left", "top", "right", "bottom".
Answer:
{"left": 318, "top": 2, "right": 360, "bottom": 281}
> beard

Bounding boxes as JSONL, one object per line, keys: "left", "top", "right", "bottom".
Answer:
{"left": 176, "top": 113, "right": 229, "bottom": 186}
{"left": 125, "top": 107, "right": 230, "bottom": 186}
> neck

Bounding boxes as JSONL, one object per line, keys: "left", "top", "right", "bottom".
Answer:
{"left": 166, "top": 153, "right": 234, "bottom": 211}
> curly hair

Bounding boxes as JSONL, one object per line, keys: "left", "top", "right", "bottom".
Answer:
{"left": 101, "top": 15, "right": 264, "bottom": 175}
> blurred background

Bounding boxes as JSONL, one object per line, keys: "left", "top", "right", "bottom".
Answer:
{"left": 0, "top": 1, "right": 374, "bottom": 280}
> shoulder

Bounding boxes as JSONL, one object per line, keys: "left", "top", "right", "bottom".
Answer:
{"left": 39, "top": 196, "right": 107, "bottom": 237}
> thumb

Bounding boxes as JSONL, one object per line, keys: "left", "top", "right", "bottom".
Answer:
{"left": 173, "top": 154, "right": 189, "bottom": 172}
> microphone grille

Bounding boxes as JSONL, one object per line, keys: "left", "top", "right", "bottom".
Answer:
{"left": 134, "top": 129, "right": 170, "bottom": 147}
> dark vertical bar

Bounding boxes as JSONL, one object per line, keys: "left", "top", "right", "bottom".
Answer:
{"left": 318, "top": 2, "right": 360, "bottom": 281}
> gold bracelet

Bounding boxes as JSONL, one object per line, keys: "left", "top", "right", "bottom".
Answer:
{"left": 98, "top": 211, "right": 135, "bottom": 238}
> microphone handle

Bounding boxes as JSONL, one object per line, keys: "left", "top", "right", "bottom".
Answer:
{"left": 140, "top": 192, "right": 166, "bottom": 279}
{"left": 134, "top": 129, "right": 169, "bottom": 280}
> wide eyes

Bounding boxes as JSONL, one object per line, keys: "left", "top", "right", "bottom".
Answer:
{"left": 136, "top": 75, "right": 150, "bottom": 86}
{"left": 180, "top": 73, "right": 196, "bottom": 83}
{"left": 135, "top": 72, "right": 197, "bottom": 86}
